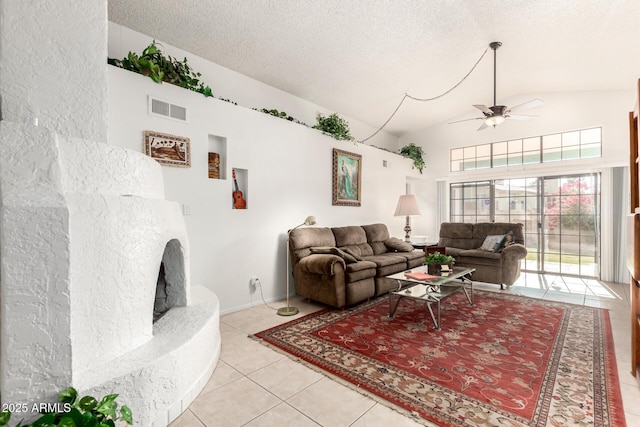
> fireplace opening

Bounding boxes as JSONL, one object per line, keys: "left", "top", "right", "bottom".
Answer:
{"left": 154, "top": 262, "right": 170, "bottom": 322}
{"left": 153, "top": 239, "right": 187, "bottom": 324}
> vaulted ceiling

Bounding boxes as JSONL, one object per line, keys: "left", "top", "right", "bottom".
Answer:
{"left": 108, "top": 0, "right": 640, "bottom": 136}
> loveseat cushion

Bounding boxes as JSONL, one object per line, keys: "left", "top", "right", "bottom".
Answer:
{"left": 457, "top": 249, "right": 502, "bottom": 267}
{"left": 472, "top": 223, "right": 525, "bottom": 245}
{"left": 438, "top": 222, "right": 475, "bottom": 249}
{"left": 332, "top": 226, "right": 374, "bottom": 257}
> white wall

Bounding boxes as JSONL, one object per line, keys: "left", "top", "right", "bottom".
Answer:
{"left": 107, "top": 26, "right": 422, "bottom": 313}
{"left": 0, "top": 1, "right": 107, "bottom": 141}
{"left": 108, "top": 23, "right": 398, "bottom": 151}
{"left": 400, "top": 90, "right": 635, "bottom": 281}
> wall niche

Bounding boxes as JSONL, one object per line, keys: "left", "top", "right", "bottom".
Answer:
{"left": 208, "top": 134, "right": 227, "bottom": 180}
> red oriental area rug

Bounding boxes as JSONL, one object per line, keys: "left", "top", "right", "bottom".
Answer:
{"left": 252, "top": 290, "right": 626, "bottom": 427}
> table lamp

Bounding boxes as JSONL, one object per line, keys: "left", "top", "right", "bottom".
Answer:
{"left": 394, "top": 195, "right": 421, "bottom": 242}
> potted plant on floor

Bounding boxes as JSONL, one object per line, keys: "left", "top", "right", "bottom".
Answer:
{"left": 424, "top": 251, "right": 455, "bottom": 274}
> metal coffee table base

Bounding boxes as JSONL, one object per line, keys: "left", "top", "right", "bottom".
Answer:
{"left": 388, "top": 275, "right": 474, "bottom": 330}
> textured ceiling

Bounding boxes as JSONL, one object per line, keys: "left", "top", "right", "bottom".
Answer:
{"left": 108, "top": 0, "right": 640, "bottom": 136}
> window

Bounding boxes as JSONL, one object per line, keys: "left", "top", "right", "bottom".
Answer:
{"left": 449, "top": 173, "right": 601, "bottom": 277}
{"left": 450, "top": 127, "right": 601, "bottom": 172}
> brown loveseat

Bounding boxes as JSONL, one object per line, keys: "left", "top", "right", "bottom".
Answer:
{"left": 288, "top": 223, "right": 424, "bottom": 308}
{"left": 438, "top": 222, "right": 528, "bottom": 289}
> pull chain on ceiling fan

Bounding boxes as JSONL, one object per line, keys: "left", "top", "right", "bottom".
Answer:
{"left": 450, "top": 41, "right": 543, "bottom": 131}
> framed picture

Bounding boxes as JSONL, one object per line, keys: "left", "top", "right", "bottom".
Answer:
{"left": 332, "top": 148, "right": 361, "bottom": 206}
{"left": 143, "top": 130, "right": 191, "bottom": 167}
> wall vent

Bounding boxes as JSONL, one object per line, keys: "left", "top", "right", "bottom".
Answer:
{"left": 148, "top": 96, "right": 187, "bottom": 122}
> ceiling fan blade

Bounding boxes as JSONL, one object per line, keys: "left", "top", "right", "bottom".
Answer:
{"left": 507, "top": 114, "right": 538, "bottom": 120}
{"left": 473, "top": 104, "right": 492, "bottom": 115}
{"left": 477, "top": 122, "right": 489, "bottom": 131}
{"left": 507, "top": 99, "right": 543, "bottom": 113}
{"left": 448, "top": 117, "right": 484, "bottom": 124}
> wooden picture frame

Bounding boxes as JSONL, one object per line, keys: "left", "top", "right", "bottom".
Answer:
{"left": 332, "top": 148, "right": 361, "bottom": 206}
{"left": 143, "top": 130, "right": 191, "bottom": 167}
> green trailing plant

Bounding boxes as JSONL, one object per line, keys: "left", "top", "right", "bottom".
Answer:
{"left": 108, "top": 40, "right": 213, "bottom": 98}
{"left": 313, "top": 113, "right": 355, "bottom": 142}
{"left": 399, "top": 143, "right": 426, "bottom": 174}
{"left": 0, "top": 387, "right": 132, "bottom": 427}
{"left": 423, "top": 251, "right": 455, "bottom": 265}
{"left": 255, "top": 108, "right": 307, "bottom": 125}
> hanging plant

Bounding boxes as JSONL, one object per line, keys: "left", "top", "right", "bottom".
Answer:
{"left": 399, "top": 143, "right": 426, "bottom": 174}
{"left": 312, "top": 113, "right": 355, "bottom": 142}
{"left": 108, "top": 40, "right": 213, "bottom": 97}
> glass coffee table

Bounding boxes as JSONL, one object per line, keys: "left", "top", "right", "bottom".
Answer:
{"left": 386, "top": 266, "right": 475, "bottom": 330}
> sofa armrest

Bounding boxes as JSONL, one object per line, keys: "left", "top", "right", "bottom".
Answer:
{"left": 298, "top": 254, "right": 346, "bottom": 276}
{"left": 502, "top": 243, "right": 528, "bottom": 260}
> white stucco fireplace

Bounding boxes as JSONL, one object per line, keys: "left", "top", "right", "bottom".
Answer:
{"left": 0, "top": 122, "right": 220, "bottom": 426}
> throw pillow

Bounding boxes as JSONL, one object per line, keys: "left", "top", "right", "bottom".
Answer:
{"left": 384, "top": 237, "right": 414, "bottom": 252}
{"left": 310, "top": 246, "right": 359, "bottom": 263}
{"left": 503, "top": 231, "right": 516, "bottom": 247}
{"left": 479, "top": 234, "right": 506, "bottom": 252}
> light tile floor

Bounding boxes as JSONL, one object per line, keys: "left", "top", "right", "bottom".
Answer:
{"left": 171, "top": 274, "right": 640, "bottom": 427}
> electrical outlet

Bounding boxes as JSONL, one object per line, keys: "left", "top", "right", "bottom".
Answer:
{"left": 249, "top": 276, "right": 259, "bottom": 293}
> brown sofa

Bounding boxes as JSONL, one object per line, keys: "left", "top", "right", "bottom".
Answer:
{"left": 288, "top": 223, "right": 424, "bottom": 308}
{"left": 438, "top": 222, "right": 528, "bottom": 289}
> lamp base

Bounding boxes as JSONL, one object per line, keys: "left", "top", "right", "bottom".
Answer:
{"left": 277, "top": 306, "right": 299, "bottom": 316}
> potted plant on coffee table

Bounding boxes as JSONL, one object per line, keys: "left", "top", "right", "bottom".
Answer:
{"left": 424, "top": 251, "right": 455, "bottom": 275}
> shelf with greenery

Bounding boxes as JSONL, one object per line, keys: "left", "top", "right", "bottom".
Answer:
{"left": 313, "top": 113, "right": 355, "bottom": 142}
{"left": 108, "top": 40, "right": 213, "bottom": 98}
{"left": 399, "top": 143, "right": 426, "bottom": 174}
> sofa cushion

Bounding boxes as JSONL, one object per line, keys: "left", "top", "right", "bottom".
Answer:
{"left": 332, "top": 226, "right": 374, "bottom": 257}
{"left": 384, "top": 237, "right": 414, "bottom": 252}
{"left": 345, "top": 261, "right": 377, "bottom": 282}
{"left": 392, "top": 250, "right": 425, "bottom": 267}
{"left": 363, "top": 254, "right": 407, "bottom": 277}
{"left": 289, "top": 227, "right": 336, "bottom": 262}
{"left": 361, "top": 223, "right": 391, "bottom": 254}
{"left": 342, "top": 247, "right": 363, "bottom": 261}
{"left": 479, "top": 234, "right": 507, "bottom": 252}
{"left": 310, "top": 246, "right": 359, "bottom": 263}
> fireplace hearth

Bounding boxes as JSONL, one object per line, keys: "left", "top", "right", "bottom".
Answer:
{"left": 0, "top": 122, "right": 220, "bottom": 426}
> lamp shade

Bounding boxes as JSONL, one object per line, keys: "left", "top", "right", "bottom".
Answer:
{"left": 394, "top": 194, "right": 421, "bottom": 216}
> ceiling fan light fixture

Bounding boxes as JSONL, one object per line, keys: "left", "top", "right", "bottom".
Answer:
{"left": 485, "top": 115, "right": 505, "bottom": 127}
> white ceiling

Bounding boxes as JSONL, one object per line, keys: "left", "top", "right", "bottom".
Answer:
{"left": 107, "top": 0, "right": 640, "bottom": 137}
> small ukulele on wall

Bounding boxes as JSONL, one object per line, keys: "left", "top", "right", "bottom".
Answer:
{"left": 232, "top": 169, "right": 247, "bottom": 209}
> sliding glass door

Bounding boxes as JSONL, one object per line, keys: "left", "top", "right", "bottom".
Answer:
{"left": 450, "top": 173, "right": 600, "bottom": 277}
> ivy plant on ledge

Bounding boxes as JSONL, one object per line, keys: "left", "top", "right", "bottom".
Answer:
{"left": 108, "top": 40, "right": 213, "bottom": 97}
{"left": 313, "top": 113, "right": 355, "bottom": 142}
{"left": 399, "top": 143, "right": 426, "bottom": 174}
{"left": 108, "top": 41, "right": 359, "bottom": 144}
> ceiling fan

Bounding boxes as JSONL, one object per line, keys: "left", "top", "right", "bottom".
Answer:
{"left": 450, "top": 41, "right": 543, "bottom": 131}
